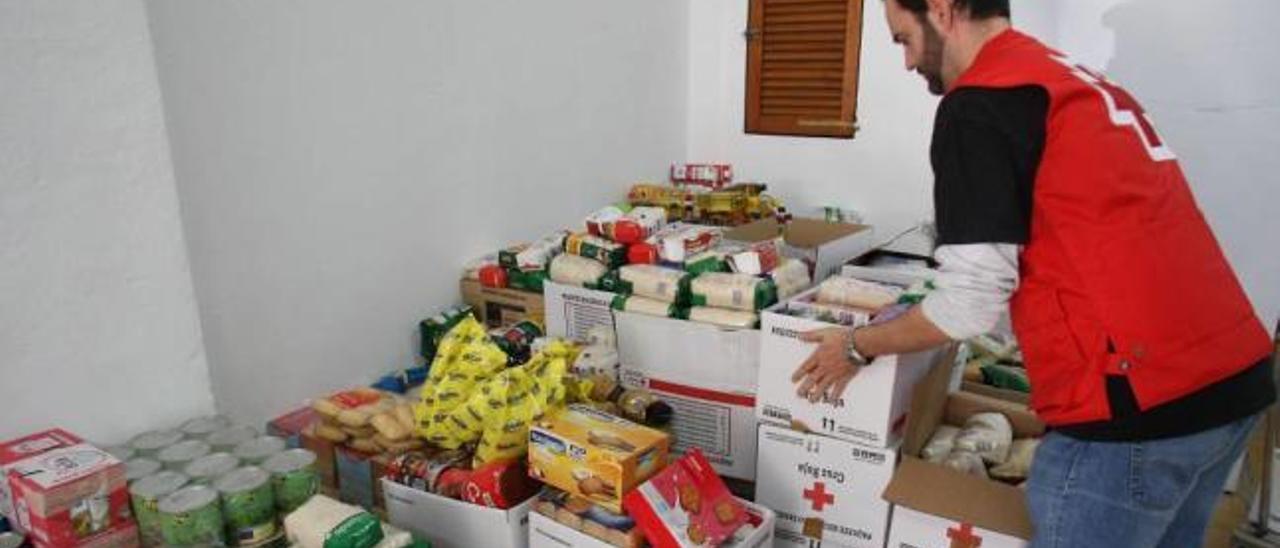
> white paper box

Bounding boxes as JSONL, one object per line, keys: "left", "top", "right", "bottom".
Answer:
{"left": 757, "top": 288, "right": 943, "bottom": 447}
{"left": 543, "top": 282, "right": 617, "bottom": 342}
{"left": 621, "top": 368, "right": 758, "bottom": 481}
{"left": 724, "top": 218, "right": 877, "bottom": 283}
{"left": 615, "top": 311, "right": 759, "bottom": 394}
{"left": 755, "top": 424, "right": 897, "bottom": 548}
{"left": 886, "top": 506, "right": 1028, "bottom": 548}
{"left": 384, "top": 478, "right": 532, "bottom": 548}
{"left": 528, "top": 498, "right": 775, "bottom": 548}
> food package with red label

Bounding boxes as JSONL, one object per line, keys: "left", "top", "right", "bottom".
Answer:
{"left": 623, "top": 449, "right": 747, "bottom": 548}
{"left": 461, "top": 460, "right": 542, "bottom": 509}
{"left": 0, "top": 429, "right": 84, "bottom": 533}
{"left": 670, "top": 164, "right": 732, "bottom": 189}
{"left": 5, "top": 443, "right": 137, "bottom": 548}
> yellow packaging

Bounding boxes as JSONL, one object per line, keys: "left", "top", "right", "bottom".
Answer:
{"left": 528, "top": 404, "right": 670, "bottom": 513}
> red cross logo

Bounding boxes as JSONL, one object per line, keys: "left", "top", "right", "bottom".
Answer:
{"left": 947, "top": 523, "right": 983, "bottom": 548}
{"left": 802, "top": 482, "right": 835, "bottom": 512}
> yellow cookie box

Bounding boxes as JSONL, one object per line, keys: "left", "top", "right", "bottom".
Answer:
{"left": 528, "top": 404, "right": 670, "bottom": 513}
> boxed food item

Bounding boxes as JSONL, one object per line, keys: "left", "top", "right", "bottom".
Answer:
{"left": 335, "top": 448, "right": 394, "bottom": 513}
{"left": 881, "top": 391, "right": 1045, "bottom": 548}
{"left": 384, "top": 477, "right": 533, "bottom": 548}
{"left": 0, "top": 429, "right": 84, "bottom": 532}
{"left": 299, "top": 425, "right": 339, "bottom": 491}
{"left": 724, "top": 218, "right": 876, "bottom": 283}
{"left": 755, "top": 424, "right": 898, "bottom": 548}
{"left": 529, "top": 492, "right": 776, "bottom": 548}
{"left": 267, "top": 406, "right": 318, "bottom": 449}
{"left": 756, "top": 286, "right": 955, "bottom": 448}
{"left": 623, "top": 449, "right": 748, "bottom": 547}
{"left": 461, "top": 278, "right": 546, "bottom": 329}
{"left": 528, "top": 405, "right": 670, "bottom": 513}
{"left": 670, "top": 164, "right": 732, "bottom": 189}
{"left": 5, "top": 443, "right": 137, "bottom": 548}
{"left": 614, "top": 310, "right": 759, "bottom": 396}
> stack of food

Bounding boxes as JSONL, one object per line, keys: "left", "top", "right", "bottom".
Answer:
{"left": 962, "top": 333, "right": 1030, "bottom": 396}
{"left": 920, "top": 412, "right": 1039, "bottom": 484}
{"left": 311, "top": 389, "right": 422, "bottom": 455}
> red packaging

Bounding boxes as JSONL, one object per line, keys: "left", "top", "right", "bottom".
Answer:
{"left": 670, "top": 164, "right": 732, "bottom": 189}
{"left": 628, "top": 243, "right": 659, "bottom": 265}
{"left": 0, "top": 429, "right": 84, "bottom": 533}
{"left": 623, "top": 449, "right": 747, "bottom": 548}
{"left": 6, "top": 443, "right": 137, "bottom": 548}
{"left": 479, "top": 265, "right": 509, "bottom": 288}
{"left": 462, "top": 461, "right": 541, "bottom": 509}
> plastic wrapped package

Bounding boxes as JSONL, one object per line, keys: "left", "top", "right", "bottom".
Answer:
{"left": 415, "top": 316, "right": 510, "bottom": 445}
{"left": 941, "top": 451, "right": 989, "bottom": 479}
{"left": 921, "top": 425, "right": 961, "bottom": 464}
{"left": 500, "top": 230, "right": 569, "bottom": 272}
{"left": 815, "top": 277, "right": 903, "bottom": 310}
{"left": 990, "top": 438, "right": 1040, "bottom": 482}
{"left": 508, "top": 268, "right": 550, "bottom": 293}
{"left": 687, "top": 307, "right": 758, "bottom": 329}
{"left": 462, "top": 254, "right": 499, "bottom": 281}
{"left": 954, "top": 412, "right": 1014, "bottom": 465}
{"left": 565, "top": 233, "right": 628, "bottom": 269}
{"left": 550, "top": 254, "right": 610, "bottom": 288}
{"left": 590, "top": 206, "right": 667, "bottom": 244}
{"left": 618, "top": 265, "right": 693, "bottom": 304}
{"left": 683, "top": 251, "right": 729, "bottom": 276}
{"left": 768, "top": 258, "right": 812, "bottom": 300}
{"left": 585, "top": 205, "right": 631, "bottom": 236}
{"left": 690, "top": 272, "right": 777, "bottom": 312}
{"left": 283, "top": 495, "right": 386, "bottom": 548}
{"left": 651, "top": 224, "right": 721, "bottom": 264}
{"left": 612, "top": 295, "right": 682, "bottom": 319}
{"left": 727, "top": 240, "right": 781, "bottom": 275}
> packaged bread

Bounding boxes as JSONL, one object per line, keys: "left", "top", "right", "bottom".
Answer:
{"left": 687, "top": 307, "right": 757, "bottom": 329}
{"left": 815, "top": 277, "right": 902, "bottom": 309}
{"left": 690, "top": 272, "right": 777, "bottom": 311}
{"left": 550, "top": 254, "right": 610, "bottom": 288}
{"left": 617, "top": 265, "right": 692, "bottom": 304}
{"left": 313, "top": 388, "right": 395, "bottom": 430}
{"left": 954, "top": 412, "right": 1014, "bottom": 465}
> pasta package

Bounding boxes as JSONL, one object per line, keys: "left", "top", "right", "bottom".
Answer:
{"left": 508, "top": 268, "right": 550, "bottom": 293}
{"left": 589, "top": 206, "right": 667, "bottom": 245}
{"left": 690, "top": 272, "right": 777, "bottom": 312}
{"left": 500, "top": 230, "right": 569, "bottom": 272}
{"left": 647, "top": 224, "right": 721, "bottom": 264}
{"left": 617, "top": 265, "right": 692, "bottom": 304}
{"left": 415, "top": 316, "right": 510, "bottom": 445}
{"left": 815, "top": 277, "right": 902, "bottom": 310}
{"left": 768, "top": 258, "right": 812, "bottom": 300}
{"left": 565, "top": 233, "right": 628, "bottom": 269}
{"left": 549, "top": 254, "right": 610, "bottom": 288}
{"left": 687, "top": 307, "right": 758, "bottom": 329}
{"left": 611, "top": 295, "right": 682, "bottom": 319}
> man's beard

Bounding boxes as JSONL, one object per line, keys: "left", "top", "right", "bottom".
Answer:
{"left": 918, "top": 16, "right": 946, "bottom": 95}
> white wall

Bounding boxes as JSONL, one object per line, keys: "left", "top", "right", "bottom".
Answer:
{"left": 0, "top": 0, "right": 214, "bottom": 442}
{"left": 145, "top": 1, "right": 688, "bottom": 424}
{"left": 1054, "top": 0, "right": 1280, "bottom": 328}
{"left": 686, "top": 0, "right": 1056, "bottom": 247}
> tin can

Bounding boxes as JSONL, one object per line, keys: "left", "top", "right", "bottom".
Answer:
{"left": 261, "top": 449, "right": 319, "bottom": 514}
{"left": 387, "top": 450, "right": 469, "bottom": 497}
{"left": 233, "top": 436, "right": 286, "bottom": 466}
{"left": 184, "top": 452, "right": 241, "bottom": 485}
{"left": 126, "top": 458, "right": 163, "bottom": 483}
{"left": 158, "top": 439, "right": 212, "bottom": 472}
{"left": 130, "top": 429, "right": 183, "bottom": 457}
{"left": 105, "top": 445, "right": 136, "bottom": 462}
{"left": 181, "top": 416, "right": 232, "bottom": 441}
{"left": 215, "top": 466, "right": 277, "bottom": 546}
{"left": 207, "top": 425, "right": 259, "bottom": 453}
{"left": 130, "top": 471, "right": 189, "bottom": 547}
{"left": 159, "top": 485, "right": 225, "bottom": 547}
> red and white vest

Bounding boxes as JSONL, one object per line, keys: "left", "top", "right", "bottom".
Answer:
{"left": 949, "top": 30, "right": 1271, "bottom": 426}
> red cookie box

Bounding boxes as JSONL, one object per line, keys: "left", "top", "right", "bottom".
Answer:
{"left": 6, "top": 443, "right": 137, "bottom": 548}
{"left": 623, "top": 449, "right": 747, "bottom": 548}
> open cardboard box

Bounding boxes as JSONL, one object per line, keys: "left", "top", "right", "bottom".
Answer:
{"left": 882, "top": 388, "right": 1046, "bottom": 547}
{"left": 384, "top": 478, "right": 533, "bottom": 548}
{"left": 460, "top": 278, "right": 546, "bottom": 329}
{"left": 724, "top": 218, "right": 876, "bottom": 283}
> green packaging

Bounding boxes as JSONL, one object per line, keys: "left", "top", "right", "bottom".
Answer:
{"left": 233, "top": 436, "right": 286, "bottom": 466}
{"left": 418, "top": 306, "right": 474, "bottom": 361}
{"left": 184, "top": 452, "right": 241, "bottom": 485}
{"left": 262, "top": 449, "right": 320, "bottom": 514}
{"left": 159, "top": 485, "right": 225, "bottom": 547}
{"left": 207, "top": 425, "right": 259, "bottom": 453}
{"left": 130, "top": 471, "right": 189, "bottom": 547}
{"left": 215, "top": 466, "right": 278, "bottom": 546}
{"left": 689, "top": 272, "right": 777, "bottom": 311}
{"left": 506, "top": 268, "right": 550, "bottom": 293}
{"left": 564, "top": 233, "right": 627, "bottom": 269}
{"left": 126, "top": 458, "right": 162, "bottom": 483}
{"left": 158, "top": 440, "right": 212, "bottom": 472}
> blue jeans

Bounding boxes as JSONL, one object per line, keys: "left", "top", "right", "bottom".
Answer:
{"left": 1026, "top": 413, "right": 1259, "bottom": 548}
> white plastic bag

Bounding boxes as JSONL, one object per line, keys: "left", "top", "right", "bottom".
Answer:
{"left": 921, "top": 425, "right": 961, "bottom": 463}
{"left": 954, "top": 412, "right": 1014, "bottom": 465}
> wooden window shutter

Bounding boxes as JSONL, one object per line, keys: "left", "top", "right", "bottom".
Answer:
{"left": 745, "top": 0, "right": 865, "bottom": 138}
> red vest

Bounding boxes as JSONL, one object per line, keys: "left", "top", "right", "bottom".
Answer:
{"left": 950, "top": 30, "right": 1271, "bottom": 426}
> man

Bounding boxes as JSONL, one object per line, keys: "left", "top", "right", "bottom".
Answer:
{"left": 790, "top": 0, "right": 1276, "bottom": 545}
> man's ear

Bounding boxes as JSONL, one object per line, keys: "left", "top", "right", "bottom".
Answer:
{"left": 923, "top": 0, "right": 954, "bottom": 32}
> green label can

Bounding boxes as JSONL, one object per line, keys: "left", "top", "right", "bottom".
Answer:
{"left": 184, "top": 452, "right": 241, "bottom": 485}
{"left": 158, "top": 439, "right": 212, "bottom": 472}
{"left": 262, "top": 449, "right": 319, "bottom": 514}
{"left": 130, "top": 471, "right": 189, "bottom": 547}
{"left": 207, "top": 425, "right": 259, "bottom": 453}
{"left": 233, "top": 436, "right": 287, "bottom": 466}
{"left": 181, "top": 415, "right": 232, "bottom": 441}
{"left": 159, "top": 485, "right": 225, "bottom": 547}
{"left": 215, "top": 466, "right": 278, "bottom": 546}
{"left": 129, "top": 429, "right": 183, "bottom": 457}
{"left": 125, "top": 458, "right": 162, "bottom": 484}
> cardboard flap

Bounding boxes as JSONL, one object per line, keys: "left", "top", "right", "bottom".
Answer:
{"left": 901, "top": 348, "right": 956, "bottom": 458}
{"left": 945, "top": 392, "right": 1045, "bottom": 439}
{"left": 883, "top": 457, "right": 1034, "bottom": 539}
{"left": 723, "top": 218, "right": 869, "bottom": 248}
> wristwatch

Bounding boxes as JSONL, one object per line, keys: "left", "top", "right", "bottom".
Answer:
{"left": 846, "top": 328, "right": 871, "bottom": 366}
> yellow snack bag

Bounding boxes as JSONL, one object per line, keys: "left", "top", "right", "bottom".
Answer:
{"left": 415, "top": 316, "right": 508, "bottom": 442}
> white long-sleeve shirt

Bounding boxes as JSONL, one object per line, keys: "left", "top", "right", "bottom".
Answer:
{"left": 919, "top": 243, "right": 1021, "bottom": 340}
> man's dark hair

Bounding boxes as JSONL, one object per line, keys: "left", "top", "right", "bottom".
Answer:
{"left": 891, "top": 0, "right": 1011, "bottom": 19}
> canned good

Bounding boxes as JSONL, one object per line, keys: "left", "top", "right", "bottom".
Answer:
{"left": 184, "top": 452, "right": 241, "bottom": 485}
{"left": 233, "top": 436, "right": 286, "bottom": 466}
{"left": 158, "top": 440, "right": 212, "bottom": 472}
{"left": 105, "top": 445, "right": 136, "bottom": 462}
{"left": 207, "top": 425, "right": 259, "bottom": 453}
{"left": 489, "top": 320, "right": 543, "bottom": 366}
{"left": 126, "top": 458, "right": 163, "bottom": 483}
{"left": 261, "top": 449, "right": 319, "bottom": 514}
{"left": 159, "top": 485, "right": 225, "bottom": 547}
{"left": 387, "top": 450, "right": 469, "bottom": 497}
{"left": 215, "top": 467, "right": 277, "bottom": 546}
{"left": 130, "top": 471, "right": 189, "bottom": 547}
{"left": 181, "top": 416, "right": 231, "bottom": 440}
{"left": 130, "top": 430, "right": 183, "bottom": 456}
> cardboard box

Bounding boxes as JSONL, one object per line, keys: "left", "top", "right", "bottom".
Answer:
{"left": 529, "top": 405, "right": 670, "bottom": 513}
{"left": 543, "top": 282, "right": 617, "bottom": 342}
{"left": 335, "top": 447, "right": 393, "bottom": 512}
{"left": 757, "top": 288, "right": 953, "bottom": 447}
{"left": 461, "top": 278, "right": 545, "bottom": 329}
{"left": 5, "top": 443, "right": 137, "bottom": 548}
{"left": 882, "top": 391, "right": 1046, "bottom": 548}
{"left": 624, "top": 450, "right": 749, "bottom": 547}
{"left": 621, "top": 368, "right": 758, "bottom": 481}
{"left": 724, "top": 218, "right": 876, "bottom": 283}
{"left": 267, "top": 406, "right": 318, "bottom": 448}
{"left": 0, "top": 429, "right": 84, "bottom": 532}
{"left": 528, "top": 497, "right": 776, "bottom": 548}
{"left": 385, "top": 478, "right": 533, "bottom": 548}
{"left": 299, "top": 424, "right": 339, "bottom": 491}
{"left": 615, "top": 311, "right": 759, "bottom": 394}
{"left": 754, "top": 423, "right": 898, "bottom": 548}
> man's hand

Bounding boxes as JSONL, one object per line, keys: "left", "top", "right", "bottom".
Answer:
{"left": 791, "top": 327, "right": 860, "bottom": 403}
